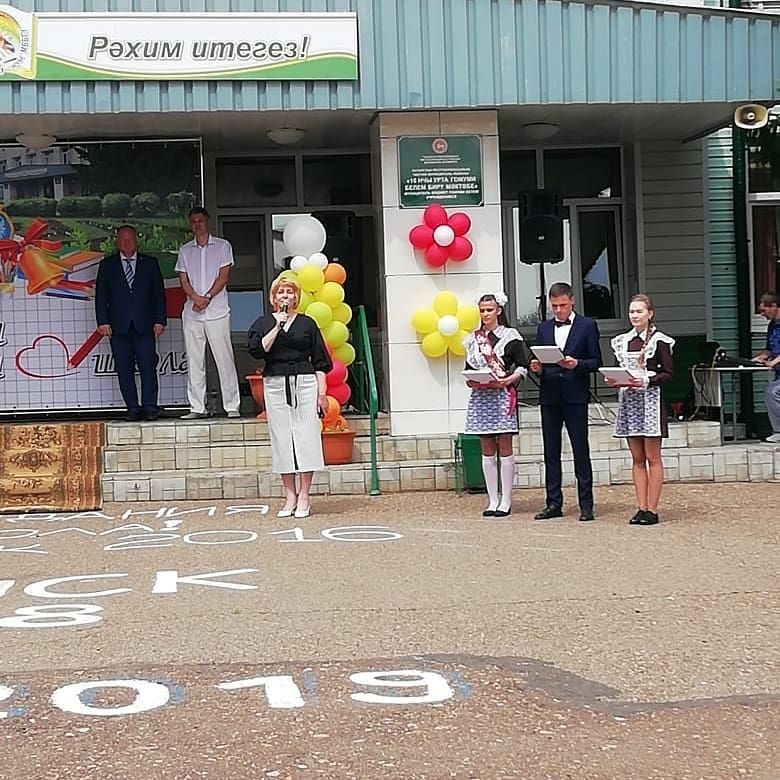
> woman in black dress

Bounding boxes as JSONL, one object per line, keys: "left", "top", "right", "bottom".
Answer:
{"left": 248, "top": 278, "right": 332, "bottom": 519}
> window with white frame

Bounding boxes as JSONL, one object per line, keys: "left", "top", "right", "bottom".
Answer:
{"left": 748, "top": 124, "right": 780, "bottom": 325}
{"left": 501, "top": 147, "right": 624, "bottom": 328}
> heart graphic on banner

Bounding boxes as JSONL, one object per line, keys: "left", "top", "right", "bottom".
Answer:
{"left": 15, "top": 334, "right": 76, "bottom": 378}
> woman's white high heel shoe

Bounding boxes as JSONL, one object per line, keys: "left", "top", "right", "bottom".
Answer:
{"left": 294, "top": 505, "right": 311, "bottom": 519}
{"left": 276, "top": 506, "right": 296, "bottom": 518}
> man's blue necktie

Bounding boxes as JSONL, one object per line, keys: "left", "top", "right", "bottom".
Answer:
{"left": 124, "top": 259, "right": 135, "bottom": 289}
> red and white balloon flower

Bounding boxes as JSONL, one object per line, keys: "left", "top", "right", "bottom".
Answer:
{"left": 408, "top": 204, "right": 473, "bottom": 268}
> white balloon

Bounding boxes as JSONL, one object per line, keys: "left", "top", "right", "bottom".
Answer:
{"left": 283, "top": 216, "right": 327, "bottom": 257}
{"left": 309, "top": 252, "right": 328, "bottom": 270}
{"left": 290, "top": 255, "right": 308, "bottom": 272}
{"left": 437, "top": 314, "right": 459, "bottom": 337}
{"left": 433, "top": 225, "right": 455, "bottom": 247}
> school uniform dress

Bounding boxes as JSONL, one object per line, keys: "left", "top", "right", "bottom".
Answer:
{"left": 611, "top": 329, "right": 675, "bottom": 438}
{"left": 463, "top": 326, "right": 532, "bottom": 434}
{"left": 248, "top": 313, "right": 332, "bottom": 474}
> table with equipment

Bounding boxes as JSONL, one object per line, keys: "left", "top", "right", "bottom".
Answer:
{"left": 692, "top": 364, "right": 772, "bottom": 444}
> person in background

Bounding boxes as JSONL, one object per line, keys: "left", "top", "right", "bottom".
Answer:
{"left": 95, "top": 224, "right": 166, "bottom": 422}
{"left": 606, "top": 294, "right": 675, "bottom": 526}
{"left": 754, "top": 291, "right": 780, "bottom": 444}
{"left": 247, "top": 278, "right": 332, "bottom": 519}
{"left": 175, "top": 206, "right": 241, "bottom": 419}
{"left": 529, "top": 282, "right": 602, "bottom": 522}
{"left": 463, "top": 292, "right": 533, "bottom": 518}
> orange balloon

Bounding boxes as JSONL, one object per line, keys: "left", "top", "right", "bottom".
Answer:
{"left": 323, "top": 262, "right": 347, "bottom": 285}
{"left": 323, "top": 395, "right": 341, "bottom": 426}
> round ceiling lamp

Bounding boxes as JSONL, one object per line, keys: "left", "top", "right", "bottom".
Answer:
{"left": 521, "top": 122, "right": 560, "bottom": 141}
{"left": 267, "top": 127, "right": 306, "bottom": 146}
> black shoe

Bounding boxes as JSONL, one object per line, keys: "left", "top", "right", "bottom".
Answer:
{"left": 534, "top": 505, "right": 563, "bottom": 520}
{"left": 494, "top": 508, "right": 511, "bottom": 518}
{"left": 629, "top": 509, "right": 647, "bottom": 525}
{"left": 143, "top": 408, "right": 159, "bottom": 421}
{"left": 637, "top": 511, "right": 659, "bottom": 526}
{"left": 125, "top": 409, "right": 142, "bottom": 422}
{"left": 482, "top": 508, "right": 497, "bottom": 517}
{"left": 578, "top": 510, "right": 596, "bottom": 522}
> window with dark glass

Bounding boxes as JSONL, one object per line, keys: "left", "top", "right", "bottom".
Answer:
{"left": 500, "top": 150, "right": 536, "bottom": 201}
{"left": 303, "top": 155, "right": 371, "bottom": 206}
{"left": 216, "top": 158, "right": 296, "bottom": 208}
{"left": 543, "top": 148, "right": 622, "bottom": 199}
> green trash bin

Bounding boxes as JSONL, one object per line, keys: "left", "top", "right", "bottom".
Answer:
{"left": 455, "top": 433, "right": 486, "bottom": 492}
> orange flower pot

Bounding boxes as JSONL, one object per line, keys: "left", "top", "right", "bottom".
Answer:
{"left": 245, "top": 372, "right": 266, "bottom": 420}
{"left": 321, "top": 430, "right": 356, "bottom": 465}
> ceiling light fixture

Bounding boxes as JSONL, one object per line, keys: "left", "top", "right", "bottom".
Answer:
{"left": 15, "top": 132, "right": 57, "bottom": 150}
{"left": 267, "top": 127, "right": 306, "bottom": 146}
{"left": 521, "top": 122, "right": 560, "bottom": 141}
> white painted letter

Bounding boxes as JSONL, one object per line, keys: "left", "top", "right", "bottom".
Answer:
{"left": 24, "top": 574, "right": 130, "bottom": 599}
{"left": 0, "top": 604, "right": 103, "bottom": 628}
{"left": 349, "top": 670, "right": 453, "bottom": 705}
{"left": 218, "top": 675, "right": 304, "bottom": 709}
{"left": 52, "top": 679, "right": 170, "bottom": 716}
{"left": 0, "top": 581, "right": 14, "bottom": 598}
{"left": 152, "top": 568, "right": 258, "bottom": 594}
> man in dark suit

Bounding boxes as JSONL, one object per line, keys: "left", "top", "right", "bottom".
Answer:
{"left": 529, "top": 282, "right": 602, "bottom": 521}
{"left": 95, "top": 224, "right": 167, "bottom": 421}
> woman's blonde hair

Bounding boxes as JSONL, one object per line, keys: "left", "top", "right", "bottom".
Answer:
{"left": 269, "top": 277, "right": 301, "bottom": 311}
{"left": 630, "top": 293, "right": 655, "bottom": 368}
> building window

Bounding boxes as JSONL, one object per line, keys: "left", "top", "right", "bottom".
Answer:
{"left": 216, "top": 158, "right": 296, "bottom": 208}
{"left": 748, "top": 123, "right": 780, "bottom": 319}
{"left": 501, "top": 147, "right": 624, "bottom": 326}
{"left": 302, "top": 155, "right": 371, "bottom": 206}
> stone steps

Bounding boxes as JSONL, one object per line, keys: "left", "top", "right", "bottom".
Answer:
{"left": 101, "top": 441, "right": 780, "bottom": 502}
{"left": 101, "top": 413, "right": 722, "bottom": 474}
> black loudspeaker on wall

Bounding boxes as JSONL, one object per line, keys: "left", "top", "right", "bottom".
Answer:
{"left": 519, "top": 189, "right": 564, "bottom": 264}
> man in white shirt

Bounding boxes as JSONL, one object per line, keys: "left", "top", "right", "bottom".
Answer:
{"left": 175, "top": 206, "right": 241, "bottom": 419}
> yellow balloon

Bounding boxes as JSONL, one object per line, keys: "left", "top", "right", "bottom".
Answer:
{"left": 298, "top": 290, "right": 314, "bottom": 311}
{"left": 278, "top": 270, "right": 298, "bottom": 283}
{"left": 316, "top": 281, "right": 345, "bottom": 308}
{"left": 457, "top": 304, "right": 480, "bottom": 332}
{"left": 333, "top": 342, "right": 355, "bottom": 366}
{"left": 297, "top": 265, "right": 325, "bottom": 293}
{"left": 332, "top": 302, "right": 353, "bottom": 324}
{"left": 306, "top": 301, "right": 333, "bottom": 329}
{"left": 433, "top": 291, "right": 458, "bottom": 317}
{"left": 447, "top": 332, "right": 467, "bottom": 356}
{"left": 411, "top": 307, "right": 439, "bottom": 334}
{"left": 323, "top": 320, "right": 349, "bottom": 348}
{"left": 421, "top": 331, "right": 448, "bottom": 358}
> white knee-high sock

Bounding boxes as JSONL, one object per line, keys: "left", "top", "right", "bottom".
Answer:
{"left": 498, "top": 455, "right": 515, "bottom": 511}
{"left": 481, "top": 456, "right": 500, "bottom": 511}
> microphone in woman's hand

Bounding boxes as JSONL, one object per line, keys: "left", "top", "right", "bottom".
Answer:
{"left": 281, "top": 302, "right": 289, "bottom": 313}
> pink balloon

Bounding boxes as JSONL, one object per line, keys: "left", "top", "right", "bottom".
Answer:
{"left": 423, "top": 204, "right": 448, "bottom": 229}
{"left": 409, "top": 224, "right": 434, "bottom": 249}
{"left": 449, "top": 236, "right": 473, "bottom": 262}
{"left": 329, "top": 382, "right": 352, "bottom": 406}
{"left": 448, "top": 212, "right": 471, "bottom": 236}
{"left": 425, "top": 243, "right": 449, "bottom": 267}
{"left": 326, "top": 360, "right": 348, "bottom": 386}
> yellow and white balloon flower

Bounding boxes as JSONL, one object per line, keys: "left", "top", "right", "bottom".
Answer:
{"left": 410, "top": 292, "right": 481, "bottom": 358}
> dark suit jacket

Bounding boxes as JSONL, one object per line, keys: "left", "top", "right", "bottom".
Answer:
{"left": 95, "top": 253, "right": 167, "bottom": 335}
{"left": 534, "top": 314, "right": 602, "bottom": 405}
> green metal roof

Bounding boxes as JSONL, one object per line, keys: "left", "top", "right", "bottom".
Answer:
{"left": 1, "top": 0, "right": 778, "bottom": 115}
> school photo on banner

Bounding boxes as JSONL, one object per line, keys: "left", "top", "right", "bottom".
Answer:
{"left": 0, "top": 138, "right": 202, "bottom": 412}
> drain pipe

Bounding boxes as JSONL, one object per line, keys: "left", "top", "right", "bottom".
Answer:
{"left": 729, "top": 0, "right": 755, "bottom": 436}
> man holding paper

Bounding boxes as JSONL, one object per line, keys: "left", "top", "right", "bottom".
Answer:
{"left": 529, "top": 282, "right": 602, "bottom": 522}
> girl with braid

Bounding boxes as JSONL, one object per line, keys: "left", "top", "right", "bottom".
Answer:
{"left": 606, "top": 294, "right": 675, "bottom": 526}
{"left": 463, "top": 292, "right": 533, "bottom": 518}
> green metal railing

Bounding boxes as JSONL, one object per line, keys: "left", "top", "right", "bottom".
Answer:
{"left": 351, "top": 305, "right": 380, "bottom": 495}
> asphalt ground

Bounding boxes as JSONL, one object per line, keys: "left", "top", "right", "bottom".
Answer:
{"left": 0, "top": 482, "right": 777, "bottom": 779}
